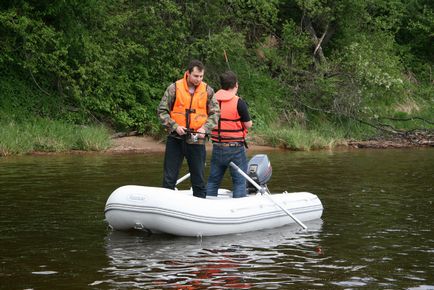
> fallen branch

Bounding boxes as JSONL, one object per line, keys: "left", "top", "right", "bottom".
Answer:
{"left": 314, "top": 23, "right": 328, "bottom": 56}
{"left": 29, "top": 70, "right": 50, "bottom": 96}
{"left": 293, "top": 99, "right": 433, "bottom": 146}
{"left": 111, "top": 131, "right": 139, "bottom": 138}
{"left": 378, "top": 116, "right": 434, "bottom": 125}
{"left": 302, "top": 17, "right": 327, "bottom": 64}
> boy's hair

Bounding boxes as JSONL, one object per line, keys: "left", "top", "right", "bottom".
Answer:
{"left": 220, "top": 71, "right": 238, "bottom": 90}
{"left": 187, "top": 59, "right": 205, "bottom": 73}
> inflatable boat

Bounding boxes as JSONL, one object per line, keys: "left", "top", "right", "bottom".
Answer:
{"left": 104, "top": 155, "right": 323, "bottom": 236}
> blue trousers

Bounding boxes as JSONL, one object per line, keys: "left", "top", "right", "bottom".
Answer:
{"left": 206, "top": 145, "right": 247, "bottom": 198}
{"left": 162, "top": 136, "right": 206, "bottom": 198}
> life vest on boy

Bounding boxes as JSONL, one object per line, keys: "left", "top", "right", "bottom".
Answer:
{"left": 211, "top": 90, "right": 246, "bottom": 143}
{"left": 170, "top": 71, "right": 208, "bottom": 130}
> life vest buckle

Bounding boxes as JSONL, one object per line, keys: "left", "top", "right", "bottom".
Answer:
{"left": 185, "top": 108, "right": 196, "bottom": 114}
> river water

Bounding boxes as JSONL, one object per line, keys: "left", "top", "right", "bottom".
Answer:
{"left": 0, "top": 148, "right": 433, "bottom": 289}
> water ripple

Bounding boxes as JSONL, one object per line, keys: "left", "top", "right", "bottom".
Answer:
{"left": 100, "top": 221, "right": 324, "bottom": 289}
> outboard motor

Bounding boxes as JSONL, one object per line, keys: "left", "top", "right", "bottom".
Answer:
{"left": 247, "top": 154, "right": 272, "bottom": 194}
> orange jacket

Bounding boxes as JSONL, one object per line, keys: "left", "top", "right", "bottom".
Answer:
{"left": 170, "top": 71, "right": 208, "bottom": 130}
{"left": 211, "top": 90, "right": 246, "bottom": 143}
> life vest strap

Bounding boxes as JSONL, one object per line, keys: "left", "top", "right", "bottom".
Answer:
{"left": 212, "top": 128, "right": 244, "bottom": 133}
{"left": 219, "top": 117, "right": 241, "bottom": 122}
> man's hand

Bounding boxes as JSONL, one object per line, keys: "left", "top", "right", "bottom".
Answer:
{"left": 175, "top": 126, "right": 187, "bottom": 135}
{"left": 197, "top": 127, "right": 206, "bottom": 139}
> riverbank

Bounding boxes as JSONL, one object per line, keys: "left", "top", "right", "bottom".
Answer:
{"left": 2, "top": 131, "right": 431, "bottom": 157}
{"left": 2, "top": 114, "right": 432, "bottom": 157}
{"left": 106, "top": 134, "right": 432, "bottom": 154}
{"left": 107, "top": 136, "right": 281, "bottom": 153}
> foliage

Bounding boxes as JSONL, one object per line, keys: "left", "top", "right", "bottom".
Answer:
{"left": 396, "top": 0, "right": 434, "bottom": 82}
{"left": 190, "top": 27, "right": 247, "bottom": 84}
{"left": 0, "top": 0, "right": 432, "bottom": 152}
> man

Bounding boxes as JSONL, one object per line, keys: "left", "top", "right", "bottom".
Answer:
{"left": 157, "top": 60, "right": 220, "bottom": 198}
{"left": 206, "top": 71, "right": 253, "bottom": 198}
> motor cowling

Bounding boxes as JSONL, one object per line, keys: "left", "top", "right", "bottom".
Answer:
{"left": 247, "top": 154, "right": 272, "bottom": 194}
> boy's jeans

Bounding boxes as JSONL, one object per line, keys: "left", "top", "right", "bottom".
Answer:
{"left": 206, "top": 145, "right": 247, "bottom": 198}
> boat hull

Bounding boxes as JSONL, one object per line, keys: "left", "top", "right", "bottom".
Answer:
{"left": 104, "top": 185, "right": 323, "bottom": 236}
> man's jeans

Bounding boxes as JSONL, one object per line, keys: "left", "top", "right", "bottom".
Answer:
{"left": 206, "top": 145, "right": 247, "bottom": 198}
{"left": 162, "top": 136, "right": 206, "bottom": 198}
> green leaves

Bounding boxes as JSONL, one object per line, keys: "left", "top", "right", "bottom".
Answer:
{"left": 0, "top": 0, "right": 432, "bottom": 141}
{"left": 340, "top": 33, "right": 404, "bottom": 91}
{"left": 0, "top": 9, "right": 67, "bottom": 74}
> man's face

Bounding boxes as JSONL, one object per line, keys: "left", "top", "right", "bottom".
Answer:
{"left": 187, "top": 67, "right": 204, "bottom": 87}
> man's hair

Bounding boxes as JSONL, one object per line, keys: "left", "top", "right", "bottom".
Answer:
{"left": 187, "top": 59, "right": 205, "bottom": 73}
{"left": 220, "top": 71, "right": 238, "bottom": 90}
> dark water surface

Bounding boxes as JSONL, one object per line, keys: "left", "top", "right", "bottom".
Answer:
{"left": 0, "top": 149, "right": 433, "bottom": 289}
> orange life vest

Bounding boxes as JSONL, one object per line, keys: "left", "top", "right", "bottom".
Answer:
{"left": 170, "top": 71, "right": 208, "bottom": 130}
{"left": 211, "top": 90, "right": 246, "bottom": 143}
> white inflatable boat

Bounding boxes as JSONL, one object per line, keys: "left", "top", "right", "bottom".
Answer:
{"left": 104, "top": 154, "right": 323, "bottom": 236}
{"left": 105, "top": 186, "right": 323, "bottom": 236}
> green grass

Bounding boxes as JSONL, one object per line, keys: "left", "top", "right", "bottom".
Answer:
{"left": 253, "top": 123, "right": 346, "bottom": 151}
{"left": 0, "top": 118, "right": 111, "bottom": 156}
{"left": 251, "top": 90, "right": 433, "bottom": 150}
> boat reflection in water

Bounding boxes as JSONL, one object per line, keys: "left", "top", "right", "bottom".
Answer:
{"left": 99, "top": 220, "right": 323, "bottom": 289}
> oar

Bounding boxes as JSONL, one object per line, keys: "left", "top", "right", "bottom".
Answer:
{"left": 229, "top": 162, "right": 308, "bottom": 230}
{"left": 176, "top": 172, "right": 191, "bottom": 186}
